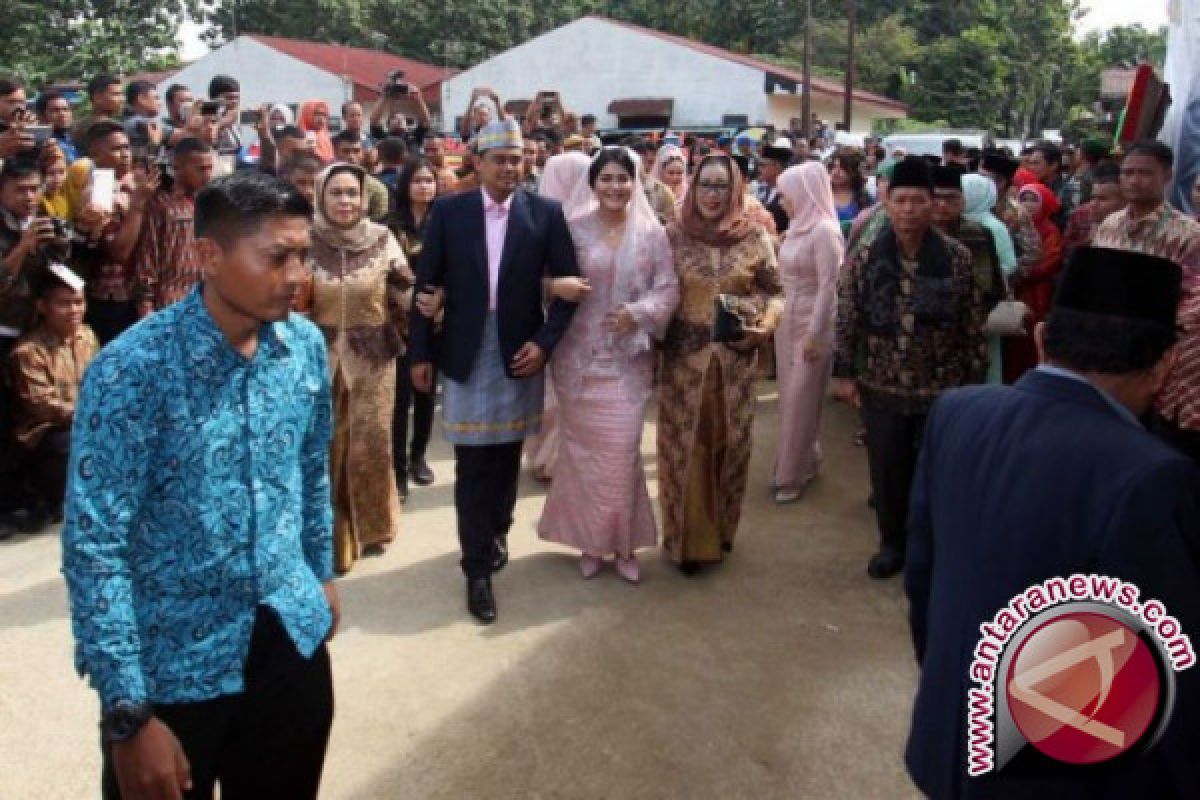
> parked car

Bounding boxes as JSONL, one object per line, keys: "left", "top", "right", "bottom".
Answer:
{"left": 882, "top": 130, "right": 993, "bottom": 159}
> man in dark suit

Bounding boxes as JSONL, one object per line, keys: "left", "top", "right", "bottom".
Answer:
{"left": 410, "top": 118, "right": 579, "bottom": 624}
{"left": 753, "top": 136, "right": 792, "bottom": 234}
{"left": 904, "top": 247, "right": 1200, "bottom": 798}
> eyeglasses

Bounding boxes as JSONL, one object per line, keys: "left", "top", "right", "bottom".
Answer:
{"left": 696, "top": 182, "right": 732, "bottom": 195}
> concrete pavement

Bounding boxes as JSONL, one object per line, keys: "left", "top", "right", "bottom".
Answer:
{"left": 0, "top": 385, "right": 922, "bottom": 799}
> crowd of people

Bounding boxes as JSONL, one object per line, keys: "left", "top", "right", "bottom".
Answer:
{"left": 0, "top": 65, "right": 1197, "bottom": 798}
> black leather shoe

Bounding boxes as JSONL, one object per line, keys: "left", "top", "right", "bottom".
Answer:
{"left": 397, "top": 480, "right": 409, "bottom": 505}
{"left": 467, "top": 578, "right": 497, "bottom": 624}
{"left": 867, "top": 548, "right": 905, "bottom": 580}
{"left": 411, "top": 458, "right": 435, "bottom": 486}
{"left": 492, "top": 537, "right": 509, "bottom": 572}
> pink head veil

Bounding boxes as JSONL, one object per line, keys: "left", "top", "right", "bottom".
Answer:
{"left": 777, "top": 161, "right": 842, "bottom": 239}
{"left": 564, "top": 146, "right": 667, "bottom": 350}
{"left": 539, "top": 152, "right": 592, "bottom": 205}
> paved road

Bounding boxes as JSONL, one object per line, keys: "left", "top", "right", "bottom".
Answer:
{"left": 0, "top": 386, "right": 921, "bottom": 799}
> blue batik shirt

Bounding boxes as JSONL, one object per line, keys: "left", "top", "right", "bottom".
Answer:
{"left": 62, "top": 286, "right": 334, "bottom": 711}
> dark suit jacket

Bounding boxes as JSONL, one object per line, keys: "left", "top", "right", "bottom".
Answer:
{"left": 408, "top": 187, "right": 580, "bottom": 382}
{"left": 905, "top": 369, "right": 1200, "bottom": 799}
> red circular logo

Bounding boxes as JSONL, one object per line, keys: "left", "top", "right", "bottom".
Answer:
{"left": 1005, "top": 612, "right": 1161, "bottom": 765}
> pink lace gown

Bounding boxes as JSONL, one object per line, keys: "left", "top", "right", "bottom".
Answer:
{"left": 773, "top": 218, "right": 842, "bottom": 490}
{"left": 537, "top": 213, "right": 679, "bottom": 557}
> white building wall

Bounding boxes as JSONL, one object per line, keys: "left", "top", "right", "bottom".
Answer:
{"left": 157, "top": 37, "right": 352, "bottom": 116}
{"left": 441, "top": 18, "right": 768, "bottom": 132}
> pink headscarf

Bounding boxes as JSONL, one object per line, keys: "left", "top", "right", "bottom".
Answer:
{"left": 777, "top": 161, "right": 841, "bottom": 239}
{"left": 539, "top": 152, "right": 591, "bottom": 206}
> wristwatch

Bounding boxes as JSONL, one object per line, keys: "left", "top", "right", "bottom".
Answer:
{"left": 101, "top": 701, "right": 153, "bottom": 744}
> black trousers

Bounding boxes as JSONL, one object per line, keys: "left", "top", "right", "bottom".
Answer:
{"left": 102, "top": 607, "right": 333, "bottom": 800}
{"left": 454, "top": 442, "right": 523, "bottom": 579}
{"left": 393, "top": 352, "right": 435, "bottom": 481}
{"left": 1149, "top": 412, "right": 1200, "bottom": 466}
{"left": 861, "top": 403, "right": 928, "bottom": 555}
{"left": 86, "top": 298, "right": 137, "bottom": 346}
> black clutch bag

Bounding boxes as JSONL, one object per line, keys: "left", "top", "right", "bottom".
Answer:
{"left": 712, "top": 294, "right": 746, "bottom": 343}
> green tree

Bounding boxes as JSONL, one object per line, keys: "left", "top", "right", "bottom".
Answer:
{"left": 0, "top": 0, "right": 189, "bottom": 83}
{"left": 192, "top": 0, "right": 373, "bottom": 46}
{"left": 782, "top": 12, "right": 921, "bottom": 99}
{"left": 1085, "top": 24, "right": 1168, "bottom": 68}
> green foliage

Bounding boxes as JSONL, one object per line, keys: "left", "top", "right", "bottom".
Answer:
{"left": 0, "top": 0, "right": 189, "bottom": 84}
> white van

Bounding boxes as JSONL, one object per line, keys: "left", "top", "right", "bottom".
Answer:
{"left": 881, "top": 131, "right": 993, "bottom": 159}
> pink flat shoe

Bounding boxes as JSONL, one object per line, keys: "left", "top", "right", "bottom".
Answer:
{"left": 580, "top": 554, "right": 603, "bottom": 579}
{"left": 615, "top": 555, "right": 640, "bottom": 584}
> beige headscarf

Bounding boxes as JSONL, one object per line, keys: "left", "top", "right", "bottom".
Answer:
{"left": 312, "top": 163, "right": 387, "bottom": 252}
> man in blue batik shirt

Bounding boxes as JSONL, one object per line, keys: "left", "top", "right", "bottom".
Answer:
{"left": 62, "top": 171, "right": 338, "bottom": 800}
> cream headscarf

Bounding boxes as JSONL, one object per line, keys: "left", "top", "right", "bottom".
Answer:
{"left": 312, "top": 163, "right": 387, "bottom": 252}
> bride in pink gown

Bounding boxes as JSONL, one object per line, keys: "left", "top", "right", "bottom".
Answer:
{"left": 537, "top": 148, "right": 680, "bottom": 583}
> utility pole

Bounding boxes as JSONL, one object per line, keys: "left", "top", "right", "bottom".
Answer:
{"left": 844, "top": 0, "right": 856, "bottom": 131}
{"left": 801, "top": 0, "right": 812, "bottom": 138}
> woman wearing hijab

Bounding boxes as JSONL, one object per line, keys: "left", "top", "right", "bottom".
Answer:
{"left": 523, "top": 151, "right": 593, "bottom": 482}
{"left": 658, "top": 154, "right": 784, "bottom": 573}
{"left": 298, "top": 99, "right": 334, "bottom": 164}
{"left": 537, "top": 148, "right": 680, "bottom": 583}
{"left": 308, "top": 164, "right": 414, "bottom": 573}
{"left": 651, "top": 144, "right": 688, "bottom": 211}
{"left": 1005, "top": 181, "right": 1063, "bottom": 382}
{"left": 962, "top": 173, "right": 1019, "bottom": 384}
{"left": 772, "top": 162, "right": 844, "bottom": 503}
{"left": 269, "top": 103, "right": 295, "bottom": 128}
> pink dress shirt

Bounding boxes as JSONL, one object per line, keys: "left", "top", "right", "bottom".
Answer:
{"left": 482, "top": 188, "right": 513, "bottom": 311}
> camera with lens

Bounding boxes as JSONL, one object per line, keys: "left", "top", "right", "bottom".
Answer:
{"left": 384, "top": 70, "right": 411, "bottom": 96}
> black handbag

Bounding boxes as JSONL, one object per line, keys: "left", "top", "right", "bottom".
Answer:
{"left": 712, "top": 294, "right": 746, "bottom": 343}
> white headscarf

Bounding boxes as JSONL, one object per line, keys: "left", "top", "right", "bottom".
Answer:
{"left": 563, "top": 146, "right": 666, "bottom": 346}
{"left": 651, "top": 144, "right": 687, "bottom": 186}
{"left": 269, "top": 103, "right": 295, "bottom": 126}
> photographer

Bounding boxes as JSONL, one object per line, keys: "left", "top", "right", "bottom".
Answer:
{"left": 457, "top": 87, "right": 503, "bottom": 142}
{"left": 523, "top": 90, "right": 577, "bottom": 139}
{"left": 0, "top": 156, "right": 70, "bottom": 339}
{"left": 163, "top": 84, "right": 193, "bottom": 131}
{"left": 0, "top": 78, "right": 35, "bottom": 160}
{"left": 207, "top": 74, "right": 244, "bottom": 164}
{"left": 259, "top": 123, "right": 310, "bottom": 176}
{"left": 124, "top": 81, "right": 204, "bottom": 156}
{"left": 0, "top": 155, "right": 69, "bottom": 535}
{"left": 36, "top": 90, "right": 78, "bottom": 164}
{"left": 369, "top": 73, "right": 431, "bottom": 151}
{"left": 134, "top": 137, "right": 215, "bottom": 316}
{"left": 72, "top": 120, "right": 158, "bottom": 344}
